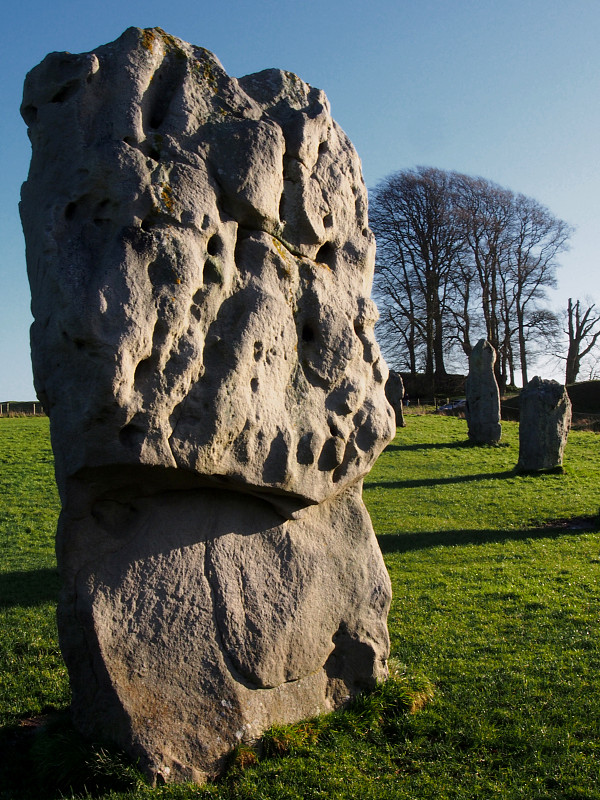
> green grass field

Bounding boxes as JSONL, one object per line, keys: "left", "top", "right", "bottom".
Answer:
{"left": 1, "top": 414, "right": 600, "bottom": 799}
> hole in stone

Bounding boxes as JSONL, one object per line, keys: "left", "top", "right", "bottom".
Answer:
{"left": 302, "top": 324, "right": 315, "bottom": 343}
{"left": 152, "top": 319, "right": 169, "bottom": 345}
{"left": 253, "top": 341, "right": 263, "bottom": 361}
{"left": 141, "top": 215, "right": 156, "bottom": 232}
{"left": 328, "top": 422, "right": 342, "bottom": 438}
{"left": 317, "top": 437, "right": 342, "bottom": 472}
{"left": 323, "top": 213, "right": 333, "bottom": 228}
{"left": 316, "top": 242, "right": 335, "bottom": 267}
{"left": 51, "top": 81, "right": 78, "bottom": 103}
{"left": 356, "top": 421, "right": 378, "bottom": 453}
{"left": 203, "top": 259, "right": 222, "bottom": 285}
{"left": 296, "top": 432, "right": 315, "bottom": 466}
{"left": 148, "top": 258, "right": 174, "bottom": 287}
{"left": 279, "top": 192, "right": 286, "bottom": 221}
{"left": 318, "top": 140, "right": 329, "bottom": 154}
{"left": 207, "top": 234, "right": 223, "bottom": 256}
{"left": 134, "top": 354, "right": 159, "bottom": 386}
{"left": 233, "top": 228, "right": 251, "bottom": 264}
{"left": 362, "top": 228, "right": 370, "bottom": 237}
{"left": 251, "top": 377, "right": 259, "bottom": 393}
{"left": 148, "top": 147, "right": 160, "bottom": 161}
{"left": 65, "top": 202, "right": 77, "bottom": 220}
{"left": 372, "top": 360, "right": 384, "bottom": 383}
{"left": 119, "top": 423, "right": 145, "bottom": 448}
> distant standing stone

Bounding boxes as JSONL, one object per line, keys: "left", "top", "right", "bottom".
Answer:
{"left": 385, "top": 371, "right": 405, "bottom": 427}
{"left": 518, "top": 377, "right": 571, "bottom": 471}
{"left": 465, "top": 339, "right": 501, "bottom": 444}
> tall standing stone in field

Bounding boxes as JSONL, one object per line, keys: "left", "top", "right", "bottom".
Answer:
{"left": 465, "top": 339, "right": 501, "bottom": 444}
{"left": 518, "top": 377, "right": 571, "bottom": 471}
{"left": 385, "top": 370, "right": 405, "bottom": 427}
{"left": 20, "top": 28, "right": 395, "bottom": 784}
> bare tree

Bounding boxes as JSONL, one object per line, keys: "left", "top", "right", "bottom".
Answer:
{"left": 507, "top": 194, "right": 572, "bottom": 385}
{"left": 564, "top": 298, "right": 600, "bottom": 384}
{"left": 454, "top": 175, "right": 514, "bottom": 388}
{"left": 370, "top": 167, "right": 464, "bottom": 392}
{"left": 370, "top": 167, "right": 571, "bottom": 388}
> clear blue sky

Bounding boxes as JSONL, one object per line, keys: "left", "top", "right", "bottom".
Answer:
{"left": 2, "top": 0, "right": 599, "bottom": 398}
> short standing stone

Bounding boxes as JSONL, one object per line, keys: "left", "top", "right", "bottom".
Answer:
{"left": 385, "top": 370, "right": 405, "bottom": 427}
{"left": 20, "top": 27, "right": 394, "bottom": 784}
{"left": 518, "top": 377, "right": 571, "bottom": 471}
{"left": 465, "top": 339, "right": 501, "bottom": 444}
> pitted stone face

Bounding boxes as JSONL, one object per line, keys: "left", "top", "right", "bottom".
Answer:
{"left": 21, "top": 26, "right": 393, "bottom": 508}
{"left": 21, "top": 27, "right": 393, "bottom": 784}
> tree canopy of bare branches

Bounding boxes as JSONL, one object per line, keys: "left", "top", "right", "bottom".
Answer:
{"left": 371, "top": 167, "right": 572, "bottom": 390}
{"left": 564, "top": 298, "right": 600, "bottom": 384}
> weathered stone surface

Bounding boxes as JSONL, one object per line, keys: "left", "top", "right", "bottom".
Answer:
{"left": 517, "top": 376, "right": 571, "bottom": 471}
{"left": 465, "top": 339, "right": 501, "bottom": 444}
{"left": 385, "top": 370, "right": 405, "bottom": 427}
{"left": 21, "top": 27, "right": 394, "bottom": 783}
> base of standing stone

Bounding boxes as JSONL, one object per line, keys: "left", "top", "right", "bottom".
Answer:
{"left": 57, "top": 477, "right": 391, "bottom": 783}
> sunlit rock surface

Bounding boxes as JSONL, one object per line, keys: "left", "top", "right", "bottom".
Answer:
{"left": 518, "top": 376, "right": 571, "bottom": 471}
{"left": 21, "top": 27, "right": 394, "bottom": 783}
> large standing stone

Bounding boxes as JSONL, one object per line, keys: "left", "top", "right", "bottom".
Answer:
{"left": 518, "top": 376, "right": 571, "bottom": 471}
{"left": 385, "top": 370, "right": 405, "bottom": 427}
{"left": 465, "top": 339, "right": 501, "bottom": 444}
{"left": 20, "top": 27, "right": 395, "bottom": 783}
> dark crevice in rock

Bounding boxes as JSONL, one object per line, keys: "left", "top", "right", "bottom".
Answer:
{"left": 278, "top": 190, "right": 286, "bottom": 222}
{"left": 316, "top": 242, "right": 335, "bottom": 267}
{"left": 134, "top": 353, "right": 160, "bottom": 389}
{"left": 317, "top": 437, "right": 342, "bottom": 472}
{"left": 301, "top": 324, "right": 315, "bottom": 343}
{"left": 324, "top": 623, "right": 378, "bottom": 694}
{"left": 51, "top": 80, "right": 81, "bottom": 104}
{"left": 119, "top": 421, "right": 146, "bottom": 449}
{"left": 203, "top": 258, "right": 222, "bottom": 286}
{"left": 143, "top": 52, "right": 188, "bottom": 131}
{"left": 332, "top": 441, "right": 359, "bottom": 484}
{"left": 206, "top": 233, "right": 223, "bottom": 257}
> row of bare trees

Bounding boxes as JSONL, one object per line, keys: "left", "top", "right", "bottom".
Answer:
{"left": 562, "top": 298, "right": 600, "bottom": 385}
{"left": 370, "top": 167, "right": 575, "bottom": 392}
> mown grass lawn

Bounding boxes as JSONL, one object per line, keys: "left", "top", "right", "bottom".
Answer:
{"left": 1, "top": 414, "right": 599, "bottom": 799}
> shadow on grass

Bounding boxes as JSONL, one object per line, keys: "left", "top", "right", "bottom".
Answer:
{"left": 377, "top": 518, "right": 600, "bottom": 554}
{"left": 365, "top": 468, "right": 517, "bottom": 491}
{"left": 0, "top": 568, "right": 60, "bottom": 609}
{"left": 384, "top": 440, "right": 473, "bottom": 453}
